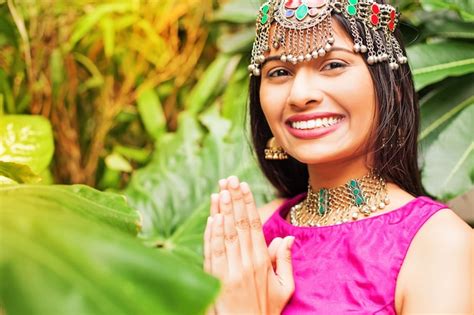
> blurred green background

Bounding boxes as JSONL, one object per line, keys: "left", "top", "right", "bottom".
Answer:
{"left": 0, "top": 0, "right": 473, "bottom": 314}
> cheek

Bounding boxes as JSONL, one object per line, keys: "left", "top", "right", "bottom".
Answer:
{"left": 259, "top": 82, "right": 288, "bottom": 129}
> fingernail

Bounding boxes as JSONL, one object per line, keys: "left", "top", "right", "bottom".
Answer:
{"left": 207, "top": 216, "right": 213, "bottom": 224}
{"left": 211, "top": 193, "right": 218, "bottom": 202}
{"left": 228, "top": 176, "right": 239, "bottom": 189}
{"left": 220, "top": 190, "right": 231, "bottom": 204}
{"left": 240, "top": 182, "right": 250, "bottom": 194}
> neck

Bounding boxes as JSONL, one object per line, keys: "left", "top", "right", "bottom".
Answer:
{"left": 307, "top": 156, "right": 373, "bottom": 190}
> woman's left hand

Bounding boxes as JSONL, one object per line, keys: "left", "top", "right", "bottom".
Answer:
{"left": 204, "top": 176, "right": 295, "bottom": 315}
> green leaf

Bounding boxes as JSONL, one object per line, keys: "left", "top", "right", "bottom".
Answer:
{"left": 221, "top": 65, "right": 249, "bottom": 131}
{"left": 137, "top": 88, "right": 166, "bottom": 140}
{"left": 105, "top": 152, "right": 132, "bottom": 172}
{"left": 50, "top": 49, "right": 63, "bottom": 99}
{"left": 217, "top": 27, "right": 255, "bottom": 54}
{"left": 420, "top": 0, "right": 474, "bottom": 21}
{"left": 0, "top": 68, "right": 15, "bottom": 114}
{"left": 407, "top": 41, "right": 474, "bottom": 90}
{"left": 419, "top": 74, "right": 474, "bottom": 147}
{"left": 422, "top": 104, "right": 474, "bottom": 200}
{"left": 0, "top": 185, "right": 141, "bottom": 235}
{"left": 68, "top": 3, "right": 134, "bottom": 50}
{"left": 101, "top": 17, "right": 115, "bottom": 58}
{"left": 425, "top": 18, "right": 474, "bottom": 39}
{"left": 0, "top": 188, "right": 219, "bottom": 314}
{"left": 124, "top": 110, "right": 274, "bottom": 265}
{"left": 0, "top": 161, "right": 40, "bottom": 184}
{"left": 185, "top": 54, "right": 239, "bottom": 115}
{"left": 213, "top": 0, "right": 259, "bottom": 23}
{"left": 0, "top": 115, "right": 54, "bottom": 174}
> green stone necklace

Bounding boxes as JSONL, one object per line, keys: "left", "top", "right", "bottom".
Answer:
{"left": 290, "top": 170, "right": 390, "bottom": 227}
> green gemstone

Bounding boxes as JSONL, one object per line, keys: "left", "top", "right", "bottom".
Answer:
{"left": 350, "top": 179, "right": 357, "bottom": 187}
{"left": 346, "top": 5, "right": 356, "bottom": 16}
{"left": 261, "top": 4, "right": 269, "bottom": 14}
{"left": 260, "top": 14, "right": 268, "bottom": 24}
{"left": 295, "top": 4, "right": 308, "bottom": 20}
{"left": 318, "top": 206, "right": 326, "bottom": 216}
{"left": 348, "top": 0, "right": 358, "bottom": 5}
{"left": 355, "top": 195, "right": 364, "bottom": 206}
{"left": 353, "top": 188, "right": 360, "bottom": 195}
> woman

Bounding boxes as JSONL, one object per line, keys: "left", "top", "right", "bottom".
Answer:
{"left": 203, "top": 0, "right": 473, "bottom": 314}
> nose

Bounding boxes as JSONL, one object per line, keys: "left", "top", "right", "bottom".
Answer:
{"left": 286, "top": 68, "right": 324, "bottom": 110}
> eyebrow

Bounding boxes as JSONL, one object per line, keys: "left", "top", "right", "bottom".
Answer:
{"left": 261, "top": 46, "right": 355, "bottom": 67}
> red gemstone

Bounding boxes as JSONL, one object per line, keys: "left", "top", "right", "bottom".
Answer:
{"left": 371, "top": 14, "right": 379, "bottom": 25}
{"left": 388, "top": 20, "right": 395, "bottom": 31}
{"left": 390, "top": 10, "right": 396, "bottom": 20}
{"left": 371, "top": 3, "right": 380, "bottom": 14}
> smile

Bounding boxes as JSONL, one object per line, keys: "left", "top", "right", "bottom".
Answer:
{"left": 290, "top": 116, "right": 343, "bottom": 130}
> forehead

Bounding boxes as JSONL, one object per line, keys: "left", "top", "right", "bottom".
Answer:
{"left": 266, "top": 17, "right": 354, "bottom": 56}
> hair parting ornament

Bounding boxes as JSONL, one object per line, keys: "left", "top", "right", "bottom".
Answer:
{"left": 248, "top": 0, "right": 408, "bottom": 76}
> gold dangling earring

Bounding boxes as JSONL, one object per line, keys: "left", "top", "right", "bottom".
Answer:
{"left": 264, "top": 137, "right": 288, "bottom": 160}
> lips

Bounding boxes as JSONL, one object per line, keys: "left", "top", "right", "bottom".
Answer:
{"left": 285, "top": 112, "right": 345, "bottom": 139}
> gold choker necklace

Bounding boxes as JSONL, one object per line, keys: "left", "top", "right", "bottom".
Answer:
{"left": 290, "top": 170, "right": 390, "bottom": 227}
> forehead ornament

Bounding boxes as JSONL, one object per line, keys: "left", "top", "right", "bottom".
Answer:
{"left": 249, "top": 0, "right": 408, "bottom": 76}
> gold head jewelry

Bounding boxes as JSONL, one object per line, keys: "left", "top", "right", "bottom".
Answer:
{"left": 265, "top": 136, "right": 288, "bottom": 160}
{"left": 248, "top": 0, "right": 407, "bottom": 76}
{"left": 290, "top": 170, "right": 390, "bottom": 227}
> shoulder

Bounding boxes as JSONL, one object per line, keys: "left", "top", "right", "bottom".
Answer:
{"left": 258, "top": 198, "right": 286, "bottom": 224}
{"left": 399, "top": 205, "right": 473, "bottom": 314}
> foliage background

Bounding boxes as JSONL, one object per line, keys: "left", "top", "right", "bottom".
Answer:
{"left": 0, "top": 0, "right": 473, "bottom": 314}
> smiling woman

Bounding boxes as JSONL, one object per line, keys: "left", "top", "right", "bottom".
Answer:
{"left": 204, "top": 0, "right": 473, "bottom": 314}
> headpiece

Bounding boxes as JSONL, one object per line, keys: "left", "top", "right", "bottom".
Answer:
{"left": 248, "top": 0, "right": 408, "bottom": 76}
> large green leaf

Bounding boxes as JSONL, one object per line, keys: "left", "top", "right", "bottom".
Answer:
{"left": 0, "top": 186, "right": 219, "bottom": 315}
{"left": 419, "top": 74, "right": 474, "bottom": 153}
{"left": 185, "top": 55, "right": 240, "bottom": 115}
{"left": 407, "top": 41, "right": 474, "bottom": 90}
{"left": 422, "top": 104, "right": 474, "bottom": 200}
{"left": 0, "top": 161, "right": 40, "bottom": 184}
{"left": 0, "top": 185, "right": 140, "bottom": 235}
{"left": 0, "top": 115, "right": 54, "bottom": 174}
{"left": 213, "top": 0, "right": 259, "bottom": 23}
{"left": 425, "top": 18, "right": 474, "bottom": 39}
{"left": 124, "top": 110, "right": 274, "bottom": 265}
{"left": 420, "top": 0, "right": 474, "bottom": 21}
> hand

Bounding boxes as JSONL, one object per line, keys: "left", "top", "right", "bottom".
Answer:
{"left": 204, "top": 176, "right": 295, "bottom": 315}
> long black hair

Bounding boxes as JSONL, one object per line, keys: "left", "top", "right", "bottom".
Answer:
{"left": 249, "top": 10, "right": 424, "bottom": 198}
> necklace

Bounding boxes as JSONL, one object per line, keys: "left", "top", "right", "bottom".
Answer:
{"left": 290, "top": 170, "right": 390, "bottom": 227}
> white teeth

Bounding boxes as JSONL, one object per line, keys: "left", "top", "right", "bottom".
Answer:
{"left": 290, "top": 116, "right": 342, "bottom": 130}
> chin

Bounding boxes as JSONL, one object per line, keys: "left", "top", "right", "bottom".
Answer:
{"left": 287, "top": 144, "right": 363, "bottom": 165}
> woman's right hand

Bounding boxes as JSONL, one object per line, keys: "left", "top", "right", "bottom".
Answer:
{"left": 204, "top": 176, "right": 296, "bottom": 315}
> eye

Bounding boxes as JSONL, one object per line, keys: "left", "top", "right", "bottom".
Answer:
{"left": 322, "top": 61, "right": 347, "bottom": 71}
{"left": 268, "top": 68, "right": 291, "bottom": 77}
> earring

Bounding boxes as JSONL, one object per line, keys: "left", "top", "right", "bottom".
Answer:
{"left": 264, "top": 137, "right": 288, "bottom": 160}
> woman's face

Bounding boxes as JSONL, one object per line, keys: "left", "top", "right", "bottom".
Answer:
{"left": 259, "top": 19, "right": 376, "bottom": 166}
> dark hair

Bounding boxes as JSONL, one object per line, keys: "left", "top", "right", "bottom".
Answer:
{"left": 249, "top": 11, "right": 424, "bottom": 198}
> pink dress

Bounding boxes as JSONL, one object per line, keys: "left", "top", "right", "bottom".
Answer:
{"left": 262, "top": 193, "right": 448, "bottom": 314}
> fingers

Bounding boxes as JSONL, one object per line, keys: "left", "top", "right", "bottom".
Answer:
{"left": 240, "top": 182, "right": 269, "bottom": 259}
{"left": 210, "top": 193, "right": 219, "bottom": 217}
{"left": 204, "top": 216, "right": 213, "bottom": 273}
{"left": 211, "top": 214, "right": 228, "bottom": 280}
{"left": 227, "top": 176, "right": 254, "bottom": 267}
{"left": 268, "top": 237, "right": 284, "bottom": 270}
{"left": 218, "top": 178, "right": 228, "bottom": 192}
{"left": 219, "top": 190, "right": 242, "bottom": 274}
{"left": 275, "top": 236, "right": 295, "bottom": 294}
